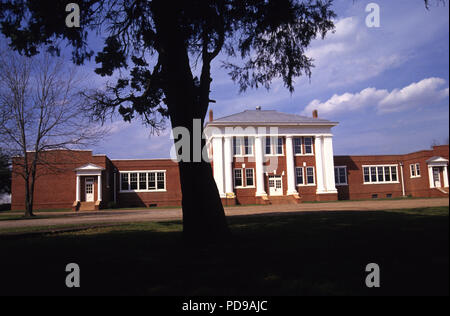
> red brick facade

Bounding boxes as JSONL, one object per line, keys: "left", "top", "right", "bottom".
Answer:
{"left": 11, "top": 145, "right": 449, "bottom": 211}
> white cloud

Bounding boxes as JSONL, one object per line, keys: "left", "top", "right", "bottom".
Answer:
{"left": 302, "top": 77, "right": 449, "bottom": 116}
{"left": 378, "top": 77, "right": 449, "bottom": 113}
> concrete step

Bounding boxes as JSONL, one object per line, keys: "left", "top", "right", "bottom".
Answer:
{"left": 79, "top": 202, "right": 96, "bottom": 211}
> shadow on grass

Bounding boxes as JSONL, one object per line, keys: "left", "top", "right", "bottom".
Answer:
{"left": 0, "top": 207, "right": 448, "bottom": 296}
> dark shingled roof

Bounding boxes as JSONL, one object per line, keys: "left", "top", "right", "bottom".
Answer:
{"left": 208, "top": 110, "right": 337, "bottom": 125}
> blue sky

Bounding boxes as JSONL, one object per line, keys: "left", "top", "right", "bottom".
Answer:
{"left": 87, "top": 0, "right": 449, "bottom": 159}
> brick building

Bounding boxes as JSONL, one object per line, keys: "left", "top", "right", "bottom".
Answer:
{"left": 11, "top": 109, "right": 449, "bottom": 211}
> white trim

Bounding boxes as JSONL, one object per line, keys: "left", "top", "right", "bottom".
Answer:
{"left": 362, "top": 164, "right": 399, "bottom": 184}
{"left": 119, "top": 170, "right": 167, "bottom": 193}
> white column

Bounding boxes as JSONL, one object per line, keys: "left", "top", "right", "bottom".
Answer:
{"left": 97, "top": 174, "right": 102, "bottom": 201}
{"left": 212, "top": 137, "right": 226, "bottom": 197}
{"left": 223, "top": 136, "right": 234, "bottom": 195}
{"left": 314, "top": 136, "right": 326, "bottom": 193}
{"left": 285, "top": 136, "right": 297, "bottom": 195}
{"left": 428, "top": 165, "right": 435, "bottom": 188}
{"left": 76, "top": 175, "right": 80, "bottom": 201}
{"left": 443, "top": 165, "right": 449, "bottom": 187}
{"left": 255, "top": 135, "right": 267, "bottom": 196}
{"left": 323, "top": 136, "right": 337, "bottom": 193}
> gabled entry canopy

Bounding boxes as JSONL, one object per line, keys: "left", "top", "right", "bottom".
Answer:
{"left": 426, "top": 156, "right": 449, "bottom": 166}
{"left": 74, "top": 163, "right": 105, "bottom": 176}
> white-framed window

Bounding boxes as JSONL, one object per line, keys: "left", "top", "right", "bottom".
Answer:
{"left": 276, "top": 137, "right": 283, "bottom": 155}
{"left": 244, "top": 137, "right": 254, "bottom": 156}
{"left": 265, "top": 137, "right": 272, "bottom": 155}
{"left": 234, "top": 168, "right": 243, "bottom": 187}
{"left": 306, "top": 167, "right": 315, "bottom": 185}
{"left": 234, "top": 168, "right": 255, "bottom": 188}
{"left": 245, "top": 168, "right": 254, "bottom": 187}
{"left": 295, "top": 167, "right": 304, "bottom": 185}
{"left": 120, "top": 171, "right": 166, "bottom": 192}
{"left": 334, "top": 166, "right": 348, "bottom": 185}
{"left": 410, "top": 163, "right": 421, "bottom": 178}
{"left": 294, "top": 137, "right": 302, "bottom": 154}
{"left": 362, "top": 165, "right": 398, "bottom": 184}
{"left": 233, "top": 137, "right": 242, "bottom": 156}
{"left": 233, "top": 136, "right": 253, "bottom": 156}
{"left": 265, "top": 136, "right": 284, "bottom": 155}
{"left": 304, "top": 137, "right": 313, "bottom": 154}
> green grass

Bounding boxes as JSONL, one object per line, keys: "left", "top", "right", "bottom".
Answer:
{"left": 0, "top": 206, "right": 448, "bottom": 296}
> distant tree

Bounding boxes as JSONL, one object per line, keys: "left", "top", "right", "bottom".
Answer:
{"left": 0, "top": 49, "right": 106, "bottom": 217}
{"left": 0, "top": 149, "right": 11, "bottom": 196}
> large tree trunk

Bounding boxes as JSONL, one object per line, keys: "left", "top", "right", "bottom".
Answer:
{"left": 24, "top": 177, "right": 34, "bottom": 217}
{"left": 153, "top": 1, "right": 229, "bottom": 242}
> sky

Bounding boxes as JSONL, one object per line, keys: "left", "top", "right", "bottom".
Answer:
{"left": 19, "top": 0, "right": 450, "bottom": 159}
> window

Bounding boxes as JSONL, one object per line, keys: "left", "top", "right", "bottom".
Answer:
{"left": 130, "top": 173, "right": 138, "bottom": 190}
{"left": 363, "top": 167, "right": 370, "bottom": 183}
{"left": 391, "top": 166, "right": 397, "bottom": 182}
{"left": 120, "top": 171, "right": 166, "bottom": 192}
{"left": 372, "top": 194, "right": 378, "bottom": 199}
{"left": 334, "top": 166, "right": 347, "bottom": 185}
{"left": 265, "top": 137, "right": 284, "bottom": 155}
{"left": 139, "top": 173, "right": 147, "bottom": 190}
{"left": 265, "top": 137, "right": 272, "bottom": 155}
{"left": 244, "top": 137, "right": 253, "bottom": 155}
{"left": 384, "top": 166, "right": 391, "bottom": 182}
{"left": 294, "top": 137, "right": 302, "bottom": 154}
{"left": 363, "top": 165, "right": 399, "bottom": 184}
{"left": 276, "top": 137, "right": 283, "bottom": 154}
{"left": 121, "top": 173, "right": 129, "bottom": 191}
{"left": 234, "top": 169, "right": 243, "bottom": 187}
{"left": 295, "top": 167, "right": 304, "bottom": 185}
{"left": 306, "top": 167, "right": 315, "bottom": 185}
{"left": 148, "top": 172, "right": 156, "bottom": 190}
{"left": 157, "top": 172, "right": 165, "bottom": 190}
{"left": 304, "top": 137, "right": 313, "bottom": 154}
{"left": 233, "top": 137, "right": 242, "bottom": 156}
{"left": 246, "top": 168, "right": 254, "bottom": 186}
{"left": 410, "top": 163, "right": 421, "bottom": 178}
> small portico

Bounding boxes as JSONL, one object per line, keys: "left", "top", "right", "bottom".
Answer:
{"left": 73, "top": 163, "right": 105, "bottom": 211}
{"left": 426, "top": 156, "right": 449, "bottom": 189}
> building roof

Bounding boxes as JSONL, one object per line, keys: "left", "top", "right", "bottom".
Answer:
{"left": 207, "top": 110, "right": 338, "bottom": 126}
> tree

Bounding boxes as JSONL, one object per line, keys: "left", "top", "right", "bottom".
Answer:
{"left": 0, "top": 149, "right": 11, "bottom": 197}
{"left": 0, "top": 49, "right": 106, "bottom": 217}
{"left": 0, "top": 0, "right": 336, "bottom": 237}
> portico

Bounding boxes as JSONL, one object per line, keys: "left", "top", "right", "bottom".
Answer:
{"left": 426, "top": 156, "right": 449, "bottom": 189}
{"left": 73, "top": 163, "right": 105, "bottom": 210}
{"left": 205, "top": 108, "right": 339, "bottom": 204}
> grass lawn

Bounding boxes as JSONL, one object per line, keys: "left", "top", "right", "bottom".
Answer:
{"left": 0, "top": 206, "right": 448, "bottom": 296}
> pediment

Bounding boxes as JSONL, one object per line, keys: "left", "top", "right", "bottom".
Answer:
{"left": 74, "top": 163, "right": 105, "bottom": 171}
{"left": 426, "top": 156, "right": 449, "bottom": 165}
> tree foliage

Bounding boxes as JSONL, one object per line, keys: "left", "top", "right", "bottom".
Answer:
{"left": 0, "top": 0, "right": 336, "bottom": 130}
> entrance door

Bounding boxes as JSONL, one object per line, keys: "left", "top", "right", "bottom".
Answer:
{"left": 85, "top": 178, "right": 94, "bottom": 202}
{"left": 433, "top": 167, "right": 441, "bottom": 188}
{"left": 269, "top": 176, "right": 283, "bottom": 196}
